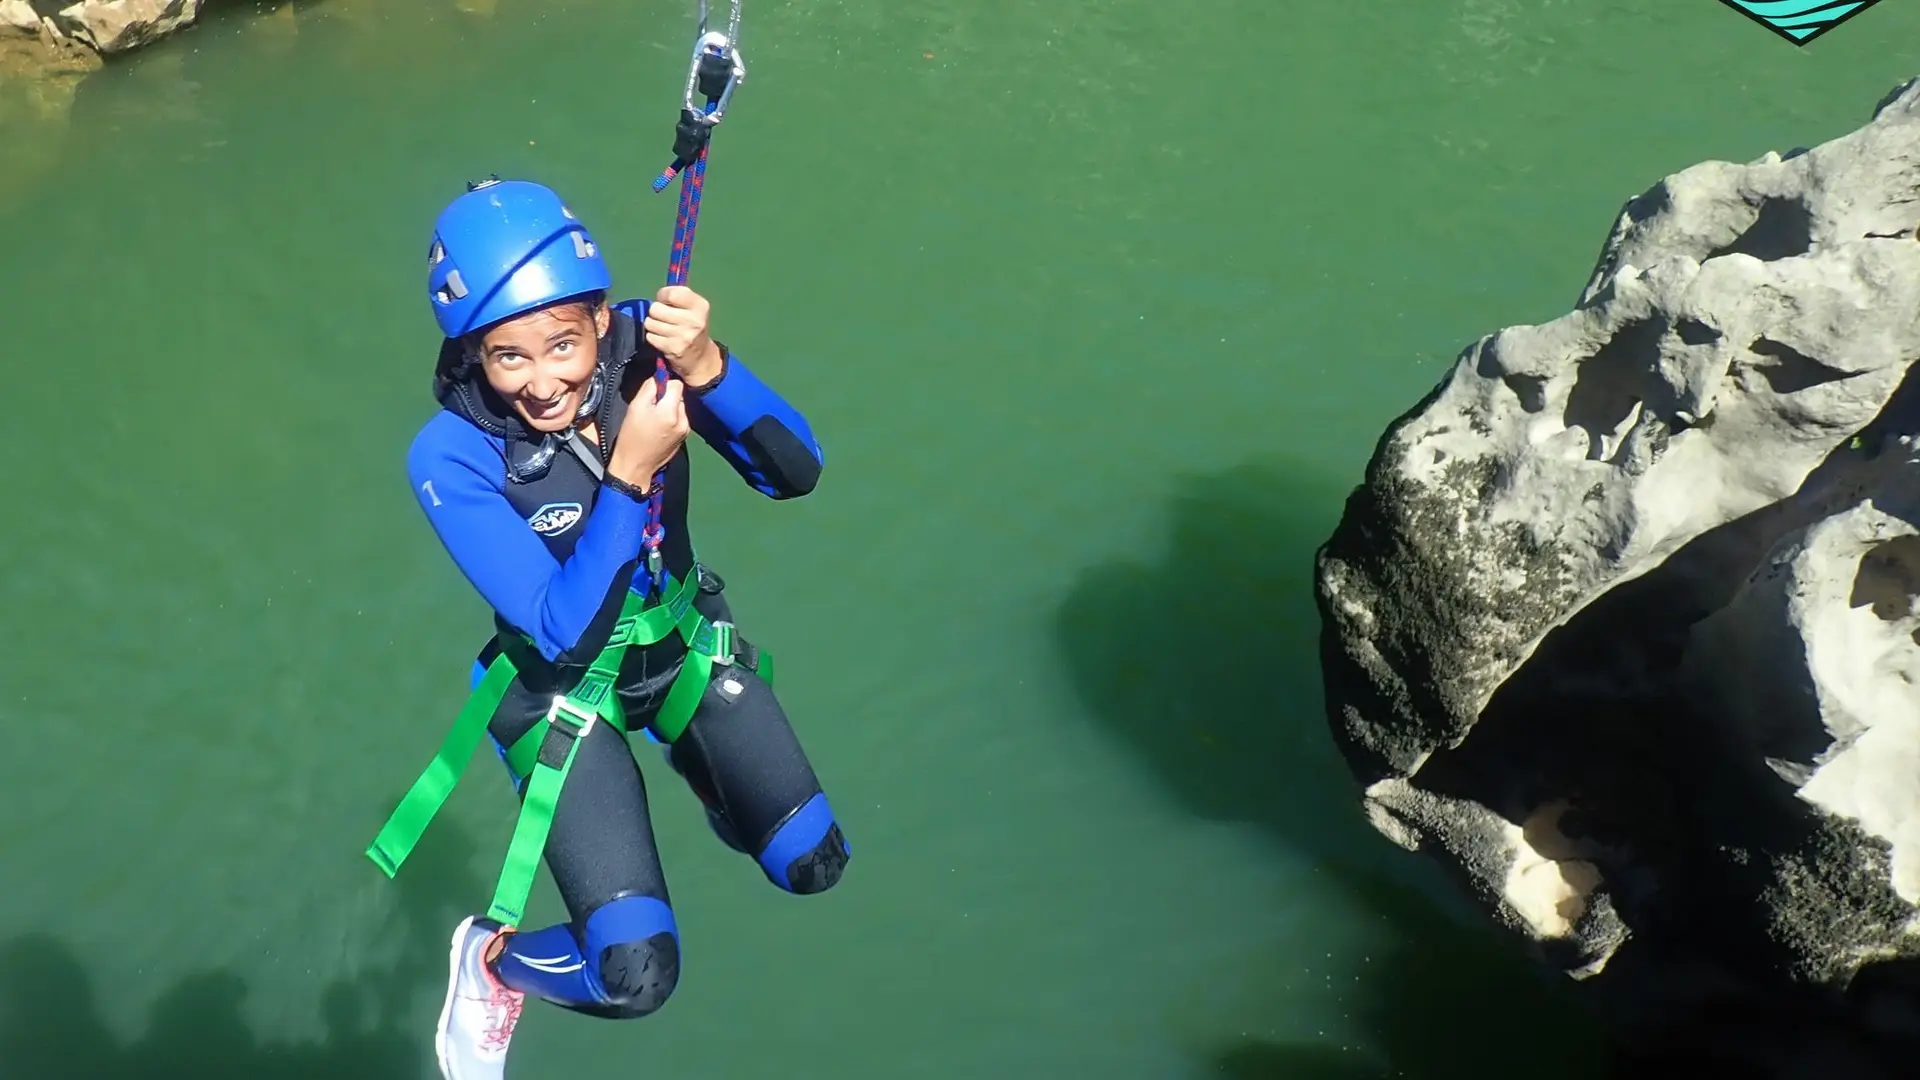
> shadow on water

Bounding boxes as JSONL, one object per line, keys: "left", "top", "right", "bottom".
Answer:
{"left": 1053, "top": 459, "right": 1607, "bottom": 1079}
{"left": 1204, "top": 859, "right": 1606, "bottom": 1079}
{"left": 1053, "top": 459, "right": 1368, "bottom": 855}
{"left": 0, "top": 809, "right": 487, "bottom": 1080}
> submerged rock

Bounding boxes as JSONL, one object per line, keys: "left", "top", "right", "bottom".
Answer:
{"left": 1316, "top": 75, "right": 1920, "bottom": 1068}
{"left": 0, "top": 3, "right": 99, "bottom": 202}
{"left": 0, "top": 1, "right": 98, "bottom": 208}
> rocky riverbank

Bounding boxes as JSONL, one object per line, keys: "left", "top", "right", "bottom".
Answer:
{"left": 0, "top": 0, "right": 206, "bottom": 142}
{"left": 0, "top": 0, "right": 504, "bottom": 209}
{"left": 1316, "top": 75, "right": 1920, "bottom": 1075}
{"left": 1, "top": 0, "right": 201, "bottom": 59}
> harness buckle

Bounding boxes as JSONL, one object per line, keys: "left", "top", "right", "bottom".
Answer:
{"left": 710, "top": 620, "right": 737, "bottom": 666}
{"left": 545, "top": 695, "right": 599, "bottom": 739}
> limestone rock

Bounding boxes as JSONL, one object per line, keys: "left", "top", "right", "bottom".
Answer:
{"left": 1682, "top": 444, "right": 1920, "bottom": 906}
{"left": 1316, "top": 74, "right": 1920, "bottom": 1058}
{"left": 0, "top": 1, "right": 40, "bottom": 37}
{"left": 51, "top": 0, "right": 199, "bottom": 55}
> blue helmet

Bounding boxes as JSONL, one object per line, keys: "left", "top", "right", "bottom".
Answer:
{"left": 425, "top": 177, "right": 613, "bottom": 339}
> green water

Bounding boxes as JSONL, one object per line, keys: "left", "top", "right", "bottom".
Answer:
{"left": 2, "top": 1, "right": 1916, "bottom": 1076}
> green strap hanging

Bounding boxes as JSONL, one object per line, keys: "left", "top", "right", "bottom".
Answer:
{"left": 364, "top": 565, "right": 773, "bottom": 929}
{"left": 481, "top": 599, "right": 640, "bottom": 926}
{"left": 363, "top": 656, "right": 519, "bottom": 878}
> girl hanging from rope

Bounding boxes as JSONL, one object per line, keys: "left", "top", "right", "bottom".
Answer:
{"left": 367, "top": 14, "right": 846, "bottom": 1075}
{"left": 391, "top": 175, "right": 849, "bottom": 1080}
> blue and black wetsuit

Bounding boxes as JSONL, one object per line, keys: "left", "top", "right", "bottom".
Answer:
{"left": 407, "top": 300, "right": 849, "bottom": 1018}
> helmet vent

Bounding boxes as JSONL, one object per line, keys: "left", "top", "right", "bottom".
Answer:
{"left": 428, "top": 238, "right": 446, "bottom": 267}
{"left": 571, "top": 231, "right": 596, "bottom": 259}
{"left": 440, "top": 269, "right": 469, "bottom": 302}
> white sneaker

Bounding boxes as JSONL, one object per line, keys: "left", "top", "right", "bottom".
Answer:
{"left": 434, "top": 915, "right": 525, "bottom": 1080}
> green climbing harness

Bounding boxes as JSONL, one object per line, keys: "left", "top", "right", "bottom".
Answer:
{"left": 364, "top": 566, "right": 771, "bottom": 928}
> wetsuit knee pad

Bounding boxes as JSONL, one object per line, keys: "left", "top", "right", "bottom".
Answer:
{"left": 756, "top": 791, "right": 850, "bottom": 895}
{"left": 590, "top": 934, "right": 679, "bottom": 1019}
{"left": 585, "top": 895, "right": 681, "bottom": 1019}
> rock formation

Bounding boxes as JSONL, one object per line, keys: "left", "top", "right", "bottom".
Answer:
{"left": 1, "top": 0, "right": 200, "bottom": 59}
{"left": 1315, "top": 75, "right": 1920, "bottom": 1072}
{"left": 0, "top": 0, "right": 198, "bottom": 161}
{"left": 50, "top": 0, "right": 199, "bottom": 54}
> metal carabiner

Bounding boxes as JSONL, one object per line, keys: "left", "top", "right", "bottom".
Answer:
{"left": 696, "top": 0, "right": 742, "bottom": 49}
{"left": 684, "top": 0, "right": 746, "bottom": 125}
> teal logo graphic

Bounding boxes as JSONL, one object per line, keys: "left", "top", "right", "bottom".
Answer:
{"left": 1715, "top": 0, "right": 1885, "bottom": 44}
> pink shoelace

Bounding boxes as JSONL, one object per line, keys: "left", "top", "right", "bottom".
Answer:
{"left": 480, "top": 983, "right": 525, "bottom": 1053}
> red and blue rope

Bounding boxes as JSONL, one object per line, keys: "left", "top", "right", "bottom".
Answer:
{"left": 636, "top": 97, "right": 720, "bottom": 594}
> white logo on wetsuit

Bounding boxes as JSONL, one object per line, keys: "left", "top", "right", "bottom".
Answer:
{"left": 527, "top": 502, "right": 584, "bottom": 536}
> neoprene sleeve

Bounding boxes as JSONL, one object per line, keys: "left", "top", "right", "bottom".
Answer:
{"left": 408, "top": 410, "right": 650, "bottom": 661}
